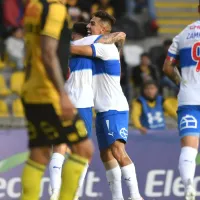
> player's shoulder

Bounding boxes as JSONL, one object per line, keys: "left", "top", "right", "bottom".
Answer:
{"left": 104, "top": 44, "right": 119, "bottom": 58}
{"left": 172, "top": 21, "right": 200, "bottom": 46}
{"left": 93, "top": 43, "right": 119, "bottom": 60}
{"left": 186, "top": 20, "right": 200, "bottom": 29}
{"left": 73, "top": 35, "right": 101, "bottom": 45}
{"left": 179, "top": 21, "right": 200, "bottom": 36}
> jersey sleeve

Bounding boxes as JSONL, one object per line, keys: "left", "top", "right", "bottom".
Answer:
{"left": 167, "top": 35, "right": 180, "bottom": 62}
{"left": 40, "top": 3, "right": 66, "bottom": 39}
{"left": 72, "top": 35, "right": 102, "bottom": 45}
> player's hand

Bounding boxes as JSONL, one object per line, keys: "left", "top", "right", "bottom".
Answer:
{"left": 139, "top": 127, "right": 148, "bottom": 135}
{"left": 117, "top": 32, "right": 126, "bottom": 41}
{"left": 60, "top": 92, "right": 77, "bottom": 121}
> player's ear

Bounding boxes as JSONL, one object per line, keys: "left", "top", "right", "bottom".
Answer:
{"left": 100, "top": 22, "right": 106, "bottom": 33}
{"left": 100, "top": 26, "right": 106, "bottom": 34}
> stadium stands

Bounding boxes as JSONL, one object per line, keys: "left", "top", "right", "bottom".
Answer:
{"left": 149, "top": 45, "right": 164, "bottom": 65}
{"left": 123, "top": 45, "right": 144, "bottom": 66}
{"left": 12, "top": 98, "right": 24, "bottom": 118}
{"left": 0, "top": 60, "right": 5, "bottom": 70}
{"left": 0, "top": 74, "right": 11, "bottom": 96}
{"left": 0, "top": 100, "right": 9, "bottom": 117}
{"left": 155, "top": 0, "right": 198, "bottom": 36}
{"left": 10, "top": 71, "right": 25, "bottom": 95}
{"left": 0, "top": 0, "right": 181, "bottom": 129}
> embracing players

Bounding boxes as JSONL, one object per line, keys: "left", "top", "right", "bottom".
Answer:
{"left": 163, "top": 3, "right": 200, "bottom": 200}
{"left": 49, "top": 20, "right": 134, "bottom": 200}
{"left": 71, "top": 11, "right": 143, "bottom": 200}
{"left": 49, "top": 22, "right": 97, "bottom": 200}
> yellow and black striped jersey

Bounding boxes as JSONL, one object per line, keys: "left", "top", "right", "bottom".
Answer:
{"left": 22, "top": 0, "right": 71, "bottom": 115}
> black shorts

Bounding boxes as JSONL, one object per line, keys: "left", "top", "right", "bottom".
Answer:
{"left": 23, "top": 102, "right": 88, "bottom": 148}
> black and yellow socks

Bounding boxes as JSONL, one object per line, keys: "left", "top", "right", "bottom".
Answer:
{"left": 59, "top": 154, "right": 88, "bottom": 200}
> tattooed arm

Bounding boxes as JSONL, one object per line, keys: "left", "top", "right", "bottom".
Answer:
{"left": 97, "top": 32, "right": 126, "bottom": 44}
{"left": 97, "top": 32, "right": 126, "bottom": 51}
{"left": 163, "top": 59, "right": 181, "bottom": 85}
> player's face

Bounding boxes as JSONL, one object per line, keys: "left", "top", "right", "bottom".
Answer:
{"left": 144, "top": 85, "right": 158, "bottom": 99}
{"left": 87, "top": 17, "right": 104, "bottom": 35}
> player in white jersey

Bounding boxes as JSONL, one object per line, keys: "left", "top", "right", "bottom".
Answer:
{"left": 48, "top": 22, "right": 94, "bottom": 200}
{"left": 49, "top": 22, "right": 128, "bottom": 200}
{"left": 163, "top": 6, "right": 200, "bottom": 199}
{"left": 71, "top": 11, "right": 143, "bottom": 200}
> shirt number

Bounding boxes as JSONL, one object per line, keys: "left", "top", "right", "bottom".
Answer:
{"left": 192, "top": 41, "right": 200, "bottom": 72}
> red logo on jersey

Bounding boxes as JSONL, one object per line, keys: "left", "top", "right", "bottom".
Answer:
{"left": 192, "top": 41, "right": 200, "bottom": 72}
{"left": 190, "top": 25, "right": 200, "bottom": 30}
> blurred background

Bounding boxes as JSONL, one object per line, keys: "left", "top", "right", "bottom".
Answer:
{"left": 0, "top": 0, "right": 198, "bottom": 129}
{"left": 0, "top": 0, "right": 199, "bottom": 200}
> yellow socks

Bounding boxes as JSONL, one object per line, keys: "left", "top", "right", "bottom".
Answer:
{"left": 21, "top": 159, "right": 46, "bottom": 200}
{"left": 59, "top": 154, "right": 88, "bottom": 200}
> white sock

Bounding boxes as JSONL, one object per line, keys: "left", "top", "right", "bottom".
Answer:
{"left": 179, "top": 147, "right": 197, "bottom": 187}
{"left": 49, "top": 153, "right": 65, "bottom": 194}
{"left": 75, "top": 163, "right": 89, "bottom": 197}
{"left": 106, "top": 166, "right": 124, "bottom": 200}
{"left": 121, "top": 163, "right": 141, "bottom": 199}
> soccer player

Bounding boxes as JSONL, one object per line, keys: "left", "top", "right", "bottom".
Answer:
{"left": 71, "top": 11, "right": 143, "bottom": 200}
{"left": 163, "top": 4, "right": 200, "bottom": 199}
{"left": 49, "top": 22, "right": 131, "bottom": 200}
{"left": 22, "top": 1, "right": 94, "bottom": 200}
{"left": 49, "top": 22, "right": 95, "bottom": 200}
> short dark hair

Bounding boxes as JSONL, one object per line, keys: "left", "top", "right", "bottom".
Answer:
{"left": 140, "top": 52, "right": 150, "bottom": 59}
{"left": 93, "top": 10, "right": 116, "bottom": 26}
{"left": 72, "top": 22, "right": 88, "bottom": 37}
{"left": 163, "top": 39, "right": 172, "bottom": 47}
{"left": 142, "top": 80, "right": 158, "bottom": 90}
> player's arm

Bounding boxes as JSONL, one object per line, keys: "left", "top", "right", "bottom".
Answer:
{"left": 41, "top": 36, "right": 66, "bottom": 94}
{"left": 163, "top": 35, "right": 180, "bottom": 85}
{"left": 97, "top": 32, "right": 126, "bottom": 51}
{"left": 40, "top": 3, "right": 66, "bottom": 95}
{"left": 163, "top": 59, "right": 180, "bottom": 86}
{"left": 41, "top": 3, "right": 75, "bottom": 120}
{"left": 97, "top": 32, "right": 126, "bottom": 44}
{"left": 71, "top": 43, "right": 114, "bottom": 59}
{"left": 70, "top": 45, "right": 93, "bottom": 57}
{"left": 70, "top": 32, "right": 126, "bottom": 55}
{"left": 131, "top": 100, "right": 147, "bottom": 134}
